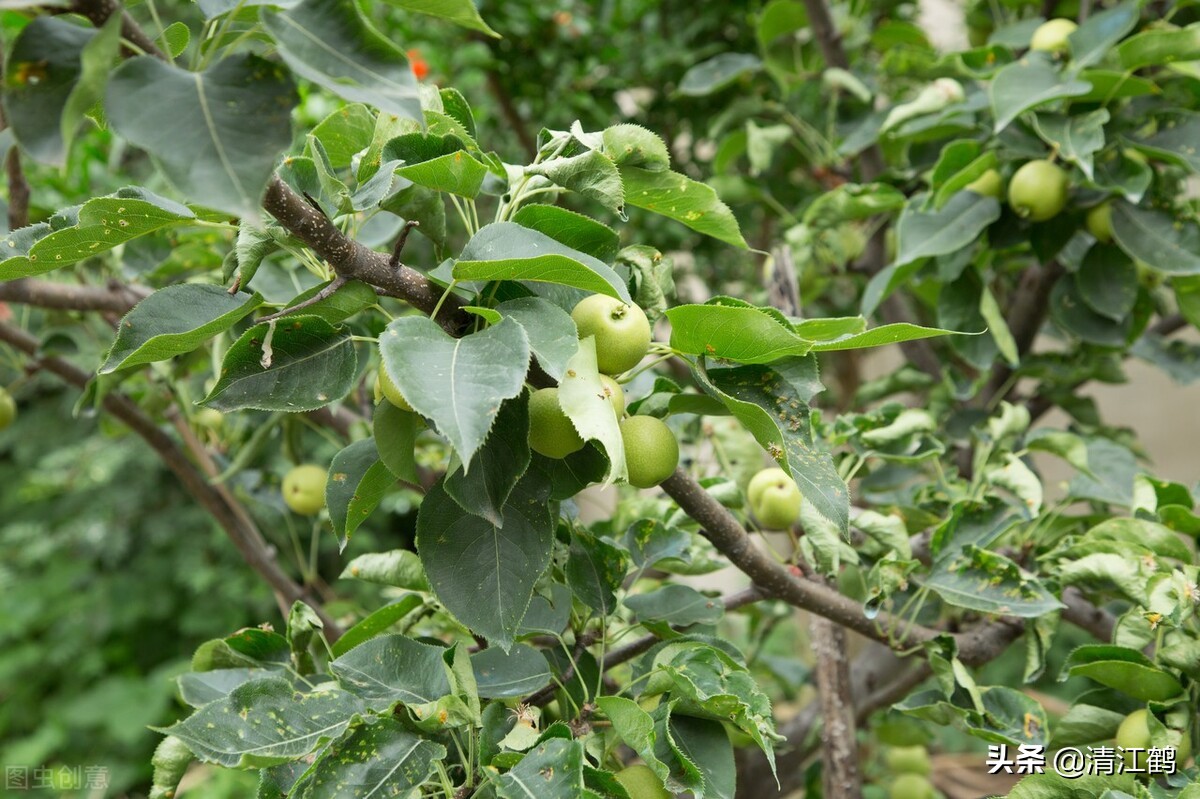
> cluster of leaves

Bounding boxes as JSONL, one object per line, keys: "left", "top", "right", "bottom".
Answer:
{"left": 7, "top": 0, "right": 1200, "bottom": 797}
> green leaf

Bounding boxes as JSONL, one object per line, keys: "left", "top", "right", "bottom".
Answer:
{"left": 1061, "top": 645, "right": 1184, "bottom": 701}
{"left": 327, "top": 438, "right": 394, "bottom": 549}
{"left": 923, "top": 545, "right": 1064, "bottom": 617}
{"left": 1074, "top": 70, "right": 1157, "bottom": 102}
{"left": 330, "top": 596, "right": 424, "bottom": 658}
{"left": 666, "top": 300, "right": 812, "bottom": 364}
{"left": 565, "top": 530, "right": 628, "bottom": 615}
{"left": 178, "top": 668, "right": 273, "bottom": 707}
{"left": 557, "top": 337, "right": 627, "bottom": 484}
{"left": 1050, "top": 703, "right": 1126, "bottom": 747}
{"left": 381, "top": 316, "right": 529, "bottom": 467}
{"left": 202, "top": 316, "right": 357, "bottom": 412}
{"left": 1049, "top": 277, "right": 1131, "bottom": 346}
{"left": 383, "top": 0, "right": 499, "bottom": 37}
{"left": 444, "top": 394, "right": 531, "bottom": 526}
{"left": 624, "top": 519, "right": 693, "bottom": 570}
{"left": 107, "top": 55, "right": 297, "bottom": 218}
{"left": 602, "top": 123, "right": 671, "bottom": 171}
{"left": 510, "top": 204, "right": 620, "bottom": 264}
{"left": 415, "top": 478, "right": 554, "bottom": 650}
{"left": 3, "top": 16, "right": 119, "bottom": 165}
{"left": 1067, "top": 1, "right": 1139, "bottom": 70}
{"left": 453, "top": 222, "right": 630, "bottom": 301}
{"left": 156, "top": 677, "right": 364, "bottom": 768}
{"left": 527, "top": 149, "right": 625, "bottom": 216}
{"left": 341, "top": 550, "right": 429, "bottom": 590}
{"left": 697, "top": 357, "right": 848, "bottom": 534}
{"left": 262, "top": 0, "right": 422, "bottom": 121}
{"left": 385, "top": 133, "right": 489, "bottom": 198}
{"left": 1112, "top": 201, "right": 1200, "bottom": 275}
{"left": 373, "top": 402, "right": 420, "bottom": 483}
{"left": 802, "top": 183, "right": 906, "bottom": 227}
{"left": 330, "top": 633, "right": 453, "bottom": 709}
{"left": 808, "top": 322, "right": 966, "bottom": 351}
{"left": 289, "top": 717, "right": 445, "bottom": 798}
{"left": 471, "top": 645, "right": 552, "bottom": 699}
{"left": 620, "top": 167, "right": 747, "bottom": 249}
{"left": 670, "top": 715, "right": 736, "bottom": 799}
{"left": 496, "top": 739, "right": 585, "bottom": 799}
{"left": 284, "top": 279, "right": 378, "bottom": 324}
{"left": 1117, "top": 23, "right": 1200, "bottom": 70}
{"left": 979, "top": 283, "right": 1019, "bottom": 366}
{"left": 1083, "top": 518, "right": 1192, "bottom": 562}
{"left": 677, "top": 53, "right": 762, "bottom": 97}
{"left": 497, "top": 297, "right": 579, "bottom": 382}
{"left": 1076, "top": 244, "right": 1137, "bottom": 322}
{"left": 625, "top": 585, "right": 724, "bottom": 627}
{"left": 159, "top": 20, "right": 191, "bottom": 58}
{"left": 1133, "top": 335, "right": 1200, "bottom": 385}
{"left": 1131, "top": 113, "right": 1200, "bottom": 173}
{"left": 1030, "top": 110, "right": 1108, "bottom": 180}
{"left": 311, "top": 103, "right": 375, "bottom": 169}
{"left": 895, "top": 191, "right": 1000, "bottom": 269}
{"left": 100, "top": 285, "right": 263, "bottom": 373}
{"left": 0, "top": 188, "right": 195, "bottom": 279}
{"left": 989, "top": 55, "right": 1091, "bottom": 133}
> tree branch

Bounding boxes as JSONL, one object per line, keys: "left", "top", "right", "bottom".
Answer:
{"left": 70, "top": 0, "right": 166, "bottom": 59}
{"left": 0, "top": 278, "right": 146, "bottom": 313}
{"left": 981, "top": 260, "right": 1065, "bottom": 404}
{"left": 0, "top": 320, "right": 343, "bottom": 640}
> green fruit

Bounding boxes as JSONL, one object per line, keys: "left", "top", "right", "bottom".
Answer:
{"left": 194, "top": 408, "right": 224, "bottom": 432}
{"left": 621, "top": 415, "right": 679, "bottom": 488}
{"left": 1115, "top": 709, "right": 1191, "bottom": 770}
{"left": 529, "top": 387, "right": 585, "bottom": 458}
{"left": 613, "top": 764, "right": 672, "bottom": 799}
{"left": 375, "top": 367, "right": 413, "bottom": 411}
{"left": 282, "top": 464, "right": 327, "bottom": 516}
{"left": 747, "top": 467, "right": 802, "bottom": 529}
{"left": 1030, "top": 18, "right": 1077, "bottom": 53}
{"left": 600, "top": 374, "right": 626, "bottom": 417}
{"left": 964, "top": 169, "right": 1003, "bottom": 199}
{"left": 1008, "top": 160, "right": 1069, "bottom": 221}
{"left": 0, "top": 387, "right": 15, "bottom": 431}
{"left": 572, "top": 294, "right": 652, "bottom": 376}
{"left": 1087, "top": 201, "right": 1114, "bottom": 243}
{"left": 889, "top": 773, "right": 935, "bottom": 799}
{"left": 885, "top": 745, "right": 932, "bottom": 776}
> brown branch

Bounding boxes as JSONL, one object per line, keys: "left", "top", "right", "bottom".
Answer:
{"left": 0, "top": 278, "right": 146, "bottom": 313}
{"left": 981, "top": 261, "right": 1065, "bottom": 405}
{"left": 5, "top": 141, "right": 30, "bottom": 231}
{"left": 69, "top": 0, "right": 166, "bottom": 59}
{"left": 810, "top": 613, "right": 862, "bottom": 798}
{"left": 0, "top": 320, "right": 343, "bottom": 640}
{"left": 262, "top": 177, "right": 468, "bottom": 333}
{"left": 258, "top": 276, "right": 348, "bottom": 323}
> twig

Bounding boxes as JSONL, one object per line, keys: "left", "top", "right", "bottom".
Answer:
{"left": 258, "top": 276, "right": 348, "bottom": 323}
{"left": 70, "top": 0, "right": 167, "bottom": 59}
{"left": 5, "top": 140, "right": 30, "bottom": 231}
{"left": 0, "top": 320, "right": 344, "bottom": 640}
{"left": 389, "top": 220, "right": 419, "bottom": 271}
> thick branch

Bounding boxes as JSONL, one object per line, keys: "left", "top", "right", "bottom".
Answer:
{"left": 5, "top": 139, "right": 30, "bottom": 231}
{"left": 811, "top": 614, "right": 862, "bottom": 798}
{"left": 0, "top": 320, "right": 343, "bottom": 640}
{"left": 0, "top": 278, "right": 145, "bottom": 313}
{"left": 261, "top": 177, "right": 468, "bottom": 332}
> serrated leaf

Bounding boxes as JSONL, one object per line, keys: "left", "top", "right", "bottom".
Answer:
{"left": 602, "top": 123, "right": 670, "bottom": 171}
{"left": 453, "top": 222, "right": 631, "bottom": 301}
{"left": 558, "top": 337, "right": 627, "bottom": 484}
{"left": 330, "top": 633, "right": 453, "bottom": 708}
{"left": 107, "top": 54, "right": 297, "bottom": 218}
{"left": 327, "top": 438, "right": 394, "bottom": 549}
{"left": 808, "top": 321, "right": 966, "bottom": 351}
{"left": 989, "top": 55, "right": 1091, "bottom": 133}
{"left": 262, "top": 0, "right": 422, "bottom": 121}
{"left": 1111, "top": 201, "right": 1200, "bottom": 275}
{"left": 670, "top": 715, "right": 735, "bottom": 799}
{"left": 565, "top": 530, "right": 628, "bottom": 615}
{"left": 923, "top": 545, "right": 1064, "bottom": 617}
{"left": 496, "top": 739, "right": 585, "bottom": 799}
{"left": 803, "top": 182, "right": 906, "bottom": 227}
{"left": 510, "top": 204, "right": 620, "bottom": 264}
{"left": 178, "top": 668, "right": 274, "bottom": 707}
{"left": 311, "top": 103, "right": 375, "bottom": 169}
{"left": 100, "top": 285, "right": 262, "bottom": 373}
{"left": 497, "top": 297, "right": 579, "bottom": 382}
{"left": 156, "top": 677, "right": 364, "bottom": 768}
{"left": 620, "top": 167, "right": 747, "bottom": 249}
{"left": 471, "top": 645, "right": 552, "bottom": 699}
{"left": 625, "top": 584, "right": 724, "bottom": 626}
{"left": 341, "top": 550, "right": 429, "bottom": 590}
{"left": 527, "top": 149, "right": 625, "bottom": 215}
{"left": 384, "top": 132, "right": 488, "bottom": 197}
{"left": 444, "top": 394, "right": 531, "bottom": 526}
{"left": 289, "top": 717, "right": 445, "bottom": 799}
{"left": 202, "top": 315, "right": 357, "bottom": 412}
{"left": 0, "top": 188, "right": 195, "bottom": 279}
{"left": 330, "top": 596, "right": 424, "bottom": 658}
{"left": 284, "top": 279, "right": 377, "bottom": 324}
{"left": 697, "top": 357, "right": 847, "bottom": 534}
{"left": 383, "top": 0, "right": 498, "bottom": 37}
{"left": 380, "top": 316, "right": 529, "bottom": 468}
{"left": 416, "top": 478, "right": 553, "bottom": 650}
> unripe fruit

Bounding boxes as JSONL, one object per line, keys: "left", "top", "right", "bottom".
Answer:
{"left": 0, "top": 387, "right": 15, "bottom": 431}
{"left": 885, "top": 745, "right": 932, "bottom": 776}
{"left": 375, "top": 367, "right": 413, "bottom": 411}
{"left": 964, "top": 169, "right": 1003, "bottom": 199}
{"left": 613, "top": 764, "right": 671, "bottom": 799}
{"left": 571, "top": 295, "right": 652, "bottom": 376}
{"left": 889, "top": 772, "right": 935, "bottom": 799}
{"left": 194, "top": 408, "right": 224, "bottom": 432}
{"left": 282, "top": 464, "right": 327, "bottom": 516}
{"left": 620, "top": 416, "right": 679, "bottom": 488}
{"left": 600, "top": 374, "right": 626, "bottom": 418}
{"left": 528, "top": 387, "right": 585, "bottom": 459}
{"left": 1008, "top": 160, "right": 1069, "bottom": 221}
{"left": 1116, "top": 709, "right": 1152, "bottom": 769}
{"left": 1087, "top": 201, "right": 1114, "bottom": 243}
{"left": 1030, "top": 18, "right": 1077, "bottom": 53}
{"left": 748, "top": 467, "right": 802, "bottom": 529}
